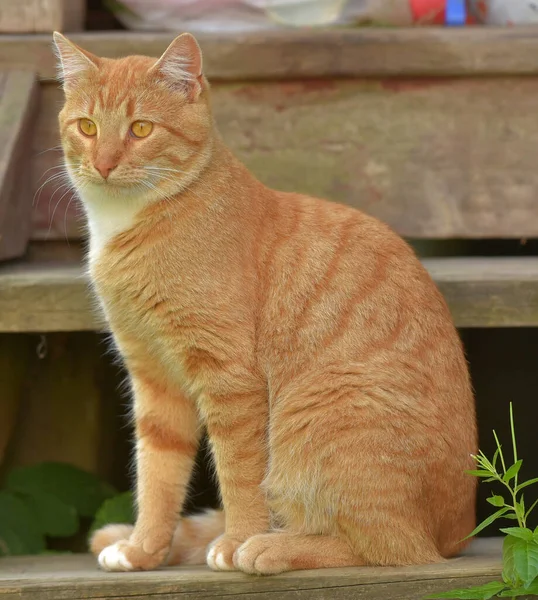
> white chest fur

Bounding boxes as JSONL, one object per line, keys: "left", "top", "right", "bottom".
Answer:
{"left": 79, "top": 186, "right": 148, "bottom": 262}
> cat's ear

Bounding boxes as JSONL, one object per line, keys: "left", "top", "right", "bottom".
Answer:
{"left": 53, "top": 32, "right": 100, "bottom": 91}
{"left": 150, "top": 33, "right": 203, "bottom": 101}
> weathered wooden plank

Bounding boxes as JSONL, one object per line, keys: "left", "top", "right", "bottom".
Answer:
{"left": 2, "top": 333, "right": 122, "bottom": 480}
{"left": 0, "top": 70, "right": 39, "bottom": 261}
{"left": 31, "top": 78, "right": 538, "bottom": 240}
{"left": 0, "top": 538, "right": 502, "bottom": 599}
{"left": 1, "top": 258, "right": 537, "bottom": 332}
{"left": 424, "top": 258, "right": 538, "bottom": 327}
{"left": 0, "top": 0, "right": 86, "bottom": 33}
{"left": 0, "top": 263, "right": 99, "bottom": 332}
{"left": 3, "top": 28, "right": 538, "bottom": 82}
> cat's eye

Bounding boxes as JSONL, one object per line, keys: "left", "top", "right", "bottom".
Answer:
{"left": 130, "top": 121, "right": 153, "bottom": 139}
{"left": 79, "top": 118, "right": 97, "bottom": 137}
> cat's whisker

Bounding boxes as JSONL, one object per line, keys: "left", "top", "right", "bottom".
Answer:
{"left": 143, "top": 171, "right": 205, "bottom": 203}
{"left": 63, "top": 195, "right": 74, "bottom": 245}
{"left": 33, "top": 171, "right": 71, "bottom": 208}
{"left": 37, "top": 163, "right": 67, "bottom": 182}
{"left": 35, "top": 145, "right": 63, "bottom": 157}
{"left": 48, "top": 183, "right": 78, "bottom": 239}
{"left": 47, "top": 180, "right": 72, "bottom": 217}
{"left": 144, "top": 166, "right": 190, "bottom": 176}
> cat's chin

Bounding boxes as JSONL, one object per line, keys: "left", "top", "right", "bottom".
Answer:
{"left": 77, "top": 179, "right": 154, "bottom": 205}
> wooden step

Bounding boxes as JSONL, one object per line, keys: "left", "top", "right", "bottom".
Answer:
{"left": 2, "top": 29, "right": 538, "bottom": 81}
{"left": 1, "top": 257, "right": 537, "bottom": 332}
{"left": 0, "top": 537, "right": 502, "bottom": 600}
{"left": 0, "top": 70, "right": 39, "bottom": 261}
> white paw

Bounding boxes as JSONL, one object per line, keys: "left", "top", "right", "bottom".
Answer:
{"left": 206, "top": 544, "right": 235, "bottom": 571}
{"left": 98, "top": 542, "right": 134, "bottom": 572}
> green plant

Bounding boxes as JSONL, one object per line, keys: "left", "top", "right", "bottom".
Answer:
{"left": 428, "top": 404, "right": 538, "bottom": 599}
{"left": 0, "top": 462, "right": 124, "bottom": 556}
{"left": 90, "top": 491, "right": 135, "bottom": 536}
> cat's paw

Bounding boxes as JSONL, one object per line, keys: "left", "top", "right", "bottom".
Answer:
{"left": 98, "top": 540, "right": 167, "bottom": 572}
{"left": 90, "top": 524, "right": 134, "bottom": 557}
{"left": 206, "top": 534, "right": 243, "bottom": 571}
{"left": 234, "top": 534, "right": 289, "bottom": 575}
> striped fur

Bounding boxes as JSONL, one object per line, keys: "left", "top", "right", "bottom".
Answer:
{"left": 54, "top": 33, "right": 477, "bottom": 575}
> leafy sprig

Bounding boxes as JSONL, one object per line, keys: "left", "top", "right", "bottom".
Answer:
{"left": 428, "top": 404, "right": 538, "bottom": 599}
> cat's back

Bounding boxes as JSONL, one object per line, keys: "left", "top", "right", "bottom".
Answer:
{"left": 258, "top": 190, "right": 471, "bottom": 406}
{"left": 259, "top": 189, "right": 451, "bottom": 324}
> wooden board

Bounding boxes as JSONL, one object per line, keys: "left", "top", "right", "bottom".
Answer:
{"left": 0, "top": 0, "right": 86, "bottom": 33}
{"left": 0, "top": 538, "right": 502, "bottom": 600}
{"left": 1, "top": 257, "right": 537, "bottom": 332}
{"left": 0, "top": 262, "right": 98, "bottom": 332}
{"left": 31, "top": 78, "right": 538, "bottom": 240}
{"left": 0, "top": 71, "right": 39, "bottom": 261}
{"left": 3, "top": 28, "right": 538, "bottom": 81}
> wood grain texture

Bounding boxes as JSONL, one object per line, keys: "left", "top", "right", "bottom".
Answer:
{"left": 0, "top": 70, "right": 39, "bottom": 261}
{"left": 0, "top": 538, "right": 502, "bottom": 600}
{"left": 0, "top": 336, "right": 30, "bottom": 465}
{"left": 0, "top": 262, "right": 99, "bottom": 332}
{"left": 31, "top": 78, "right": 538, "bottom": 240}
{"left": 0, "top": 0, "right": 86, "bottom": 33}
{"left": 3, "top": 28, "right": 538, "bottom": 81}
{"left": 1, "top": 258, "right": 537, "bottom": 332}
{"left": 3, "top": 333, "right": 116, "bottom": 479}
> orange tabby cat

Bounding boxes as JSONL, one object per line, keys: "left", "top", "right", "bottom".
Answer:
{"left": 53, "top": 32, "right": 477, "bottom": 575}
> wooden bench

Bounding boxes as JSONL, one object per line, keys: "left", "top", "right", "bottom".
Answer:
{"left": 0, "top": 538, "right": 502, "bottom": 600}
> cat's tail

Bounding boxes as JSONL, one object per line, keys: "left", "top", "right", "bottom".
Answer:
{"left": 89, "top": 509, "right": 225, "bottom": 566}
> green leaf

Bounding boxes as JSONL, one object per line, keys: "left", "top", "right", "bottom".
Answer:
{"left": 465, "top": 470, "right": 493, "bottom": 478}
{"left": 514, "top": 496, "right": 526, "bottom": 523}
{"left": 487, "top": 495, "right": 505, "bottom": 507}
{"left": 477, "top": 451, "right": 495, "bottom": 473}
{"left": 426, "top": 580, "right": 506, "bottom": 599}
{"left": 500, "top": 528, "right": 533, "bottom": 541}
{"left": 492, "top": 447, "right": 501, "bottom": 472}
{"left": 90, "top": 492, "right": 135, "bottom": 535}
{"left": 0, "top": 491, "right": 46, "bottom": 555}
{"left": 503, "top": 460, "right": 523, "bottom": 483}
{"left": 17, "top": 491, "right": 78, "bottom": 538}
{"left": 462, "top": 507, "right": 510, "bottom": 541}
{"left": 0, "top": 522, "right": 25, "bottom": 557}
{"left": 6, "top": 462, "right": 116, "bottom": 518}
{"left": 498, "top": 579, "right": 538, "bottom": 596}
{"left": 503, "top": 535, "right": 520, "bottom": 587}
{"left": 515, "top": 539, "right": 538, "bottom": 588}
{"left": 516, "top": 478, "right": 538, "bottom": 493}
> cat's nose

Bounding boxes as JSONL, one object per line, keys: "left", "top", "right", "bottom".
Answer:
{"left": 94, "top": 159, "right": 118, "bottom": 179}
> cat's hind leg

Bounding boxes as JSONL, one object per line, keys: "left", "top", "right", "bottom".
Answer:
{"left": 233, "top": 533, "right": 361, "bottom": 575}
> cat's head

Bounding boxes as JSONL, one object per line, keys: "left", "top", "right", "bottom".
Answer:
{"left": 53, "top": 33, "right": 212, "bottom": 202}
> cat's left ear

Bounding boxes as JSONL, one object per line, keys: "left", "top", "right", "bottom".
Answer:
{"left": 53, "top": 32, "right": 100, "bottom": 91}
{"left": 150, "top": 33, "right": 203, "bottom": 101}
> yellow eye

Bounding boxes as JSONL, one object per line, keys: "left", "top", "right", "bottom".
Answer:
{"left": 79, "top": 118, "right": 97, "bottom": 137}
{"left": 130, "top": 121, "right": 153, "bottom": 139}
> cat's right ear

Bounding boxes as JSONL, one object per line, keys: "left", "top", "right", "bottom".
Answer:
{"left": 150, "top": 33, "right": 204, "bottom": 101}
{"left": 53, "top": 32, "right": 100, "bottom": 91}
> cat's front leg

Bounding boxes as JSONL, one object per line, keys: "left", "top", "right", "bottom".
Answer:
{"left": 97, "top": 374, "right": 200, "bottom": 572}
{"left": 202, "top": 389, "right": 270, "bottom": 571}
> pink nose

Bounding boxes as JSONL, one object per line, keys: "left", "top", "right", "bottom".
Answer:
{"left": 94, "top": 159, "right": 118, "bottom": 179}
